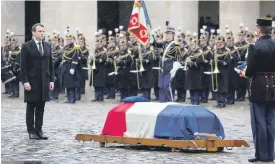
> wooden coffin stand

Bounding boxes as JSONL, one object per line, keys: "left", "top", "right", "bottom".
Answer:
{"left": 75, "top": 134, "right": 249, "bottom": 152}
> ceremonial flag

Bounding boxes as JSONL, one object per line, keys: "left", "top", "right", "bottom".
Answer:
{"left": 128, "top": 0, "right": 151, "bottom": 45}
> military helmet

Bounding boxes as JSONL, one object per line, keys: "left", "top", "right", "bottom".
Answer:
{"left": 216, "top": 29, "right": 225, "bottom": 42}
{"left": 65, "top": 26, "right": 73, "bottom": 39}
{"left": 10, "top": 32, "right": 18, "bottom": 44}
{"left": 210, "top": 29, "right": 216, "bottom": 40}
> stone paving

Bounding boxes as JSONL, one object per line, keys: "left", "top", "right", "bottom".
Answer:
{"left": 1, "top": 85, "right": 271, "bottom": 164}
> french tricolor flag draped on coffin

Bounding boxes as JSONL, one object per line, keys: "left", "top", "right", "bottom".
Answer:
{"left": 101, "top": 102, "right": 225, "bottom": 140}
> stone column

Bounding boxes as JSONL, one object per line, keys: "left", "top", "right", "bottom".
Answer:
{"left": 1, "top": 1, "right": 25, "bottom": 45}
{"left": 219, "top": 1, "right": 260, "bottom": 39}
{"left": 146, "top": 1, "right": 198, "bottom": 34}
{"left": 41, "top": 1, "right": 97, "bottom": 47}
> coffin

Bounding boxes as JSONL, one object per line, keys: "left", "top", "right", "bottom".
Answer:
{"left": 101, "top": 100, "right": 225, "bottom": 140}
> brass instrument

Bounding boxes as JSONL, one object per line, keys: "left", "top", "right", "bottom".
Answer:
{"left": 108, "top": 49, "right": 131, "bottom": 76}
{"left": 138, "top": 44, "right": 145, "bottom": 72}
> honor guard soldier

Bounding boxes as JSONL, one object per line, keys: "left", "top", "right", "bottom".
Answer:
{"left": 199, "top": 28, "right": 212, "bottom": 103}
{"left": 171, "top": 27, "right": 187, "bottom": 102}
{"left": 225, "top": 28, "right": 239, "bottom": 105}
{"left": 128, "top": 34, "right": 139, "bottom": 96}
{"left": 184, "top": 32, "right": 204, "bottom": 105}
{"left": 105, "top": 30, "right": 118, "bottom": 99}
{"left": 159, "top": 26, "right": 181, "bottom": 102}
{"left": 209, "top": 29, "right": 217, "bottom": 100}
{"left": 2, "top": 29, "right": 12, "bottom": 94}
{"left": 50, "top": 30, "right": 63, "bottom": 100}
{"left": 272, "top": 16, "right": 275, "bottom": 40}
{"left": 211, "top": 31, "right": 231, "bottom": 108}
{"left": 152, "top": 26, "right": 164, "bottom": 101}
{"left": 89, "top": 32, "right": 107, "bottom": 102}
{"left": 8, "top": 32, "right": 21, "bottom": 98}
{"left": 245, "top": 17, "right": 275, "bottom": 163}
{"left": 235, "top": 23, "right": 249, "bottom": 101}
{"left": 61, "top": 26, "right": 81, "bottom": 103}
{"left": 138, "top": 42, "right": 156, "bottom": 101}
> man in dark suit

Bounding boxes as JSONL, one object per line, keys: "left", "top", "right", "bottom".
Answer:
{"left": 245, "top": 17, "right": 275, "bottom": 163}
{"left": 20, "top": 23, "right": 54, "bottom": 140}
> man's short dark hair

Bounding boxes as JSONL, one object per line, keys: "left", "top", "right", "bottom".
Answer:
{"left": 31, "top": 23, "right": 44, "bottom": 32}
{"left": 259, "top": 26, "right": 272, "bottom": 35}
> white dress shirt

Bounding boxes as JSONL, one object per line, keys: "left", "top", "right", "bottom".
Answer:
{"left": 33, "top": 38, "right": 44, "bottom": 55}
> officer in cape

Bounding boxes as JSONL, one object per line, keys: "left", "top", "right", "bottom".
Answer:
{"left": 245, "top": 17, "right": 275, "bottom": 163}
{"left": 158, "top": 26, "right": 181, "bottom": 102}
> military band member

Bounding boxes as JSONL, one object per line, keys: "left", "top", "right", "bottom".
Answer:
{"left": 209, "top": 29, "right": 217, "bottom": 100}
{"left": 199, "top": 28, "right": 212, "bottom": 103}
{"left": 8, "top": 33, "right": 21, "bottom": 98}
{"left": 2, "top": 29, "right": 12, "bottom": 94}
{"left": 185, "top": 33, "right": 204, "bottom": 105}
{"left": 50, "top": 31, "right": 63, "bottom": 100}
{"left": 212, "top": 32, "right": 231, "bottom": 108}
{"left": 116, "top": 34, "right": 134, "bottom": 101}
{"left": 159, "top": 26, "right": 180, "bottom": 102}
{"left": 61, "top": 27, "right": 80, "bottom": 103}
{"left": 89, "top": 33, "right": 107, "bottom": 102}
{"left": 152, "top": 27, "right": 164, "bottom": 101}
{"left": 171, "top": 28, "right": 187, "bottom": 102}
{"left": 138, "top": 43, "right": 156, "bottom": 101}
{"left": 105, "top": 31, "right": 118, "bottom": 99}
{"left": 245, "top": 17, "right": 275, "bottom": 163}
{"left": 78, "top": 35, "right": 89, "bottom": 95}
{"left": 225, "top": 29, "right": 239, "bottom": 105}
{"left": 235, "top": 23, "right": 249, "bottom": 101}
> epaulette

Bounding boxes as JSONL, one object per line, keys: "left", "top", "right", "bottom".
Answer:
{"left": 74, "top": 44, "right": 81, "bottom": 50}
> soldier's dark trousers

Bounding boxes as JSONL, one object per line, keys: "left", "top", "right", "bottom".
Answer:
{"left": 10, "top": 81, "right": 19, "bottom": 96}
{"left": 120, "top": 88, "right": 131, "bottom": 101}
{"left": 66, "top": 88, "right": 76, "bottom": 103}
{"left": 106, "top": 85, "right": 115, "bottom": 98}
{"left": 26, "top": 102, "right": 45, "bottom": 133}
{"left": 130, "top": 88, "right": 138, "bottom": 96}
{"left": 142, "top": 89, "right": 151, "bottom": 101}
{"left": 211, "top": 91, "right": 216, "bottom": 100}
{"left": 226, "top": 89, "right": 235, "bottom": 104}
{"left": 159, "top": 74, "right": 172, "bottom": 102}
{"left": 176, "top": 88, "right": 186, "bottom": 102}
{"left": 201, "top": 89, "right": 209, "bottom": 103}
{"left": 154, "top": 86, "right": 159, "bottom": 100}
{"left": 75, "top": 88, "right": 81, "bottom": 100}
{"left": 236, "top": 81, "right": 247, "bottom": 101}
{"left": 250, "top": 102, "right": 275, "bottom": 161}
{"left": 94, "top": 87, "right": 104, "bottom": 101}
{"left": 80, "top": 80, "right": 86, "bottom": 94}
{"left": 216, "top": 92, "right": 226, "bottom": 107}
{"left": 4, "top": 83, "right": 11, "bottom": 93}
{"left": 190, "top": 89, "right": 201, "bottom": 105}
{"left": 50, "top": 86, "right": 59, "bottom": 99}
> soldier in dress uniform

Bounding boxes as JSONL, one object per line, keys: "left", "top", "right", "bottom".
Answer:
{"left": 199, "top": 28, "right": 212, "bottom": 103}
{"left": 138, "top": 42, "right": 155, "bottom": 101}
{"left": 61, "top": 26, "right": 81, "bottom": 103}
{"left": 158, "top": 26, "right": 181, "bottom": 102}
{"left": 152, "top": 27, "right": 164, "bottom": 101}
{"left": 78, "top": 34, "right": 89, "bottom": 95}
{"left": 128, "top": 34, "right": 139, "bottom": 96}
{"left": 212, "top": 31, "right": 231, "bottom": 108}
{"left": 8, "top": 32, "right": 21, "bottom": 98}
{"left": 116, "top": 33, "right": 134, "bottom": 101}
{"left": 272, "top": 17, "right": 275, "bottom": 40}
{"left": 2, "top": 29, "right": 12, "bottom": 94}
{"left": 50, "top": 31, "right": 63, "bottom": 100}
{"left": 185, "top": 32, "right": 204, "bottom": 105}
{"left": 225, "top": 28, "right": 240, "bottom": 105}
{"left": 89, "top": 32, "right": 107, "bottom": 102}
{"left": 235, "top": 23, "right": 249, "bottom": 101}
{"left": 105, "top": 30, "right": 118, "bottom": 99}
{"left": 245, "top": 17, "right": 275, "bottom": 163}
{"left": 171, "top": 27, "right": 187, "bottom": 102}
{"left": 208, "top": 29, "right": 217, "bottom": 100}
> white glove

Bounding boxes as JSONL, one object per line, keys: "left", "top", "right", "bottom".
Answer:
{"left": 70, "top": 68, "right": 75, "bottom": 75}
{"left": 170, "top": 61, "right": 182, "bottom": 79}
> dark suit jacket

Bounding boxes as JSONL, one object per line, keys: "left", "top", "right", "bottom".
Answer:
{"left": 20, "top": 39, "right": 54, "bottom": 102}
{"left": 246, "top": 35, "right": 275, "bottom": 102}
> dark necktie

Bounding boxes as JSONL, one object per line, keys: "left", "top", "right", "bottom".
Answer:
{"left": 38, "top": 42, "right": 43, "bottom": 55}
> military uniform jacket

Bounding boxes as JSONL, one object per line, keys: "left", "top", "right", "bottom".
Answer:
{"left": 228, "top": 46, "right": 240, "bottom": 90}
{"left": 61, "top": 44, "right": 80, "bottom": 89}
{"left": 79, "top": 46, "right": 89, "bottom": 80}
{"left": 139, "top": 47, "right": 156, "bottom": 89}
{"left": 212, "top": 47, "right": 231, "bottom": 93}
{"left": 89, "top": 47, "right": 107, "bottom": 87}
{"left": 246, "top": 35, "right": 275, "bottom": 102}
{"left": 105, "top": 47, "right": 118, "bottom": 86}
{"left": 160, "top": 41, "right": 180, "bottom": 75}
{"left": 20, "top": 40, "right": 54, "bottom": 102}
{"left": 52, "top": 46, "right": 63, "bottom": 90}
{"left": 201, "top": 46, "right": 213, "bottom": 89}
{"left": 185, "top": 48, "right": 205, "bottom": 90}
{"left": 172, "top": 53, "right": 187, "bottom": 89}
